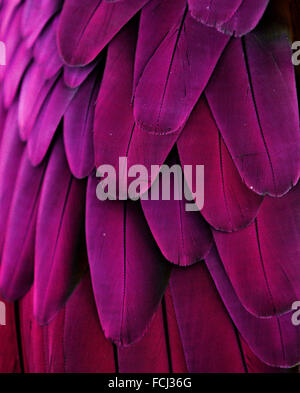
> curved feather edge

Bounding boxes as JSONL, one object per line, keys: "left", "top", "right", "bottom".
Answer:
{"left": 34, "top": 135, "right": 88, "bottom": 325}
{"left": 86, "top": 172, "right": 171, "bottom": 346}
{"left": 57, "top": 0, "right": 150, "bottom": 66}
{"left": 206, "top": 246, "right": 300, "bottom": 368}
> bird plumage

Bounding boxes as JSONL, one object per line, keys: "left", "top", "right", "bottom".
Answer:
{"left": 0, "top": 0, "right": 299, "bottom": 373}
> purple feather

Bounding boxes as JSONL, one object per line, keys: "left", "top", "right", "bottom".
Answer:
{"left": 33, "top": 16, "right": 63, "bottom": 80}
{"left": 0, "top": 0, "right": 22, "bottom": 37}
{"left": 86, "top": 172, "right": 171, "bottom": 346}
{"left": 21, "top": 0, "right": 62, "bottom": 48}
{"left": 18, "top": 63, "right": 60, "bottom": 141}
{"left": 133, "top": 0, "right": 186, "bottom": 92}
{"left": 213, "top": 181, "right": 300, "bottom": 317}
{"left": 27, "top": 74, "right": 78, "bottom": 166}
{"left": 187, "top": 0, "right": 243, "bottom": 27}
{"left": 0, "top": 102, "right": 24, "bottom": 258}
{"left": 64, "top": 69, "right": 100, "bottom": 179}
{"left": 170, "top": 263, "right": 248, "bottom": 372}
{"left": 206, "top": 32, "right": 300, "bottom": 197}
{"left": 57, "top": 0, "right": 150, "bottom": 66}
{"left": 63, "top": 274, "right": 115, "bottom": 373}
{"left": 118, "top": 304, "right": 170, "bottom": 372}
{"left": 34, "top": 135, "right": 88, "bottom": 325}
{"left": 141, "top": 154, "right": 213, "bottom": 266}
{"left": 188, "top": 0, "right": 269, "bottom": 37}
{"left": 219, "top": 0, "right": 269, "bottom": 37}
{"left": 0, "top": 3, "right": 23, "bottom": 82}
{"left": 0, "top": 150, "right": 46, "bottom": 301}
{"left": 177, "top": 97, "right": 263, "bottom": 232}
{"left": 133, "top": 1, "right": 229, "bottom": 134}
{"left": 206, "top": 246, "right": 300, "bottom": 368}
{"left": 94, "top": 20, "right": 181, "bottom": 197}
{"left": 3, "top": 41, "right": 32, "bottom": 108}
{"left": 63, "top": 60, "right": 98, "bottom": 88}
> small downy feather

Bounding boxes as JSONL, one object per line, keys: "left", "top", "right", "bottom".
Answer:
{"left": 86, "top": 172, "right": 171, "bottom": 346}
{"left": 34, "top": 135, "right": 88, "bottom": 325}
{"left": 57, "top": 0, "right": 150, "bottom": 66}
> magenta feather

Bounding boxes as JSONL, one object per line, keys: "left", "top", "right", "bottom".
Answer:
{"left": 0, "top": 298, "right": 21, "bottom": 372}
{"left": 33, "top": 16, "right": 63, "bottom": 80}
{"left": 164, "top": 288, "right": 188, "bottom": 372}
{"left": 188, "top": 0, "right": 269, "bottom": 37}
{"left": 21, "top": 0, "right": 62, "bottom": 48}
{"left": 3, "top": 41, "right": 32, "bottom": 108}
{"left": 27, "top": 74, "right": 78, "bottom": 166}
{"left": 62, "top": 274, "right": 116, "bottom": 372}
{"left": 63, "top": 61, "right": 98, "bottom": 88}
{"left": 133, "top": 1, "right": 229, "bottom": 134}
{"left": 206, "top": 246, "right": 300, "bottom": 368}
{"left": 86, "top": 173, "right": 171, "bottom": 345}
{"left": 118, "top": 304, "right": 170, "bottom": 372}
{"left": 141, "top": 154, "right": 212, "bottom": 266}
{"left": 34, "top": 136, "right": 87, "bottom": 325}
{"left": 94, "top": 20, "right": 180, "bottom": 197}
{"left": 64, "top": 69, "right": 100, "bottom": 179}
{"left": 0, "top": 3, "right": 23, "bottom": 81}
{"left": 214, "top": 181, "right": 300, "bottom": 317}
{"left": 187, "top": 0, "right": 243, "bottom": 27}
{"left": 57, "top": 0, "right": 150, "bottom": 66}
{"left": 177, "top": 97, "right": 263, "bottom": 232}
{"left": 18, "top": 64, "right": 60, "bottom": 141}
{"left": 0, "top": 151, "right": 46, "bottom": 301}
{"left": 206, "top": 31, "right": 300, "bottom": 197}
{"left": 170, "top": 263, "right": 248, "bottom": 372}
{"left": 19, "top": 287, "right": 48, "bottom": 372}
{"left": 0, "top": 0, "right": 22, "bottom": 37}
{"left": 0, "top": 102, "right": 24, "bottom": 258}
{"left": 218, "top": 0, "right": 269, "bottom": 37}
